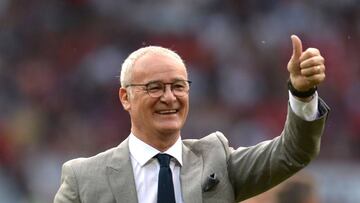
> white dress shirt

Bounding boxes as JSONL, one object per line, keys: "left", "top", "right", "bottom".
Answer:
{"left": 128, "top": 92, "right": 318, "bottom": 203}
{"left": 129, "top": 133, "right": 183, "bottom": 203}
{"left": 289, "top": 91, "right": 319, "bottom": 121}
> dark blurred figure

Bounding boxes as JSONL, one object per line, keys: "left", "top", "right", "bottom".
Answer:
{"left": 276, "top": 174, "right": 319, "bottom": 203}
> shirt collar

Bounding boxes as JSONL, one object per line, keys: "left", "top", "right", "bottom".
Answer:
{"left": 128, "top": 133, "right": 183, "bottom": 167}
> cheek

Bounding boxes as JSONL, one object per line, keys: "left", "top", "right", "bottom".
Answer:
{"left": 136, "top": 98, "right": 157, "bottom": 115}
{"left": 180, "top": 98, "right": 190, "bottom": 116}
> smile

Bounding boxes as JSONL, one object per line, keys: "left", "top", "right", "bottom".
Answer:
{"left": 156, "top": 109, "right": 178, "bottom": 114}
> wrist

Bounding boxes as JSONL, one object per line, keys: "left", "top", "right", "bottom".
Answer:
{"left": 287, "top": 79, "right": 317, "bottom": 98}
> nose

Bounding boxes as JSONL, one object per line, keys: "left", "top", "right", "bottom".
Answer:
{"left": 160, "top": 84, "right": 177, "bottom": 102}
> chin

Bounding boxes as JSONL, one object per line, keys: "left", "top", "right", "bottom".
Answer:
{"left": 157, "top": 126, "right": 181, "bottom": 136}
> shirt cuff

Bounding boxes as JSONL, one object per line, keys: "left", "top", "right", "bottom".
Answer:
{"left": 289, "top": 91, "right": 319, "bottom": 121}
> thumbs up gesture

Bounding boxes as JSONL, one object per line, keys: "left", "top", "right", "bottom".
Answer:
{"left": 287, "top": 35, "right": 326, "bottom": 93}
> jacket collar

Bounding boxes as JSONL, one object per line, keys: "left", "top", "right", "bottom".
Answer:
{"left": 106, "top": 138, "right": 138, "bottom": 203}
{"left": 106, "top": 138, "right": 204, "bottom": 203}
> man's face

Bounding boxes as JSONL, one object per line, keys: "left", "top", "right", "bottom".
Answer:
{"left": 123, "top": 52, "right": 189, "bottom": 138}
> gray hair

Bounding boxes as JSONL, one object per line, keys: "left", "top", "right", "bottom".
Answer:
{"left": 120, "top": 46, "right": 185, "bottom": 87}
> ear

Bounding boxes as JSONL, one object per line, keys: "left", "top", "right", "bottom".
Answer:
{"left": 119, "top": 87, "right": 131, "bottom": 111}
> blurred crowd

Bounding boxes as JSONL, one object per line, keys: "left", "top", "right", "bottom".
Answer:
{"left": 0, "top": 0, "right": 359, "bottom": 202}
{"left": 241, "top": 171, "right": 319, "bottom": 203}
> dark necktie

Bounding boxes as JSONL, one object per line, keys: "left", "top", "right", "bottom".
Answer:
{"left": 155, "top": 153, "right": 176, "bottom": 203}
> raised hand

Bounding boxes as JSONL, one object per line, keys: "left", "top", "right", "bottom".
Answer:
{"left": 287, "top": 35, "right": 326, "bottom": 92}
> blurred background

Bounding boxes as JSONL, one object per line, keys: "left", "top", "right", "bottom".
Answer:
{"left": 0, "top": 0, "right": 359, "bottom": 202}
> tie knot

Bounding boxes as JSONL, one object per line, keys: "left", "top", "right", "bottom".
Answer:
{"left": 155, "top": 154, "right": 171, "bottom": 168}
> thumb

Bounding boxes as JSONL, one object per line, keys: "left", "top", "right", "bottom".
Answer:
{"left": 291, "top": 34, "right": 303, "bottom": 61}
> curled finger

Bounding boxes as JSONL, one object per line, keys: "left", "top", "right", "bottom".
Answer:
{"left": 299, "top": 48, "right": 321, "bottom": 61}
{"left": 305, "top": 72, "right": 326, "bottom": 85}
{"left": 300, "top": 55, "right": 325, "bottom": 69}
{"left": 301, "top": 65, "right": 325, "bottom": 77}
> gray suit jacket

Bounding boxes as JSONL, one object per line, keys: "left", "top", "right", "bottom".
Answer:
{"left": 54, "top": 100, "right": 329, "bottom": 203}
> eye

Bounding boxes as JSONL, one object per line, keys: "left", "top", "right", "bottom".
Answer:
{"left": 172, "top": 81, "right": 187, "bottom": 90}
{"left": 146, "top": 82, "right": 163, "bottom": 93}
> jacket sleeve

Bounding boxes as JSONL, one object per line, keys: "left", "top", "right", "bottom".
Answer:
{"left": 221, "top": 98, "right": 330, "bottom": 202}
{"left": 54, "top": 161, "right": 81, "bottom": 203}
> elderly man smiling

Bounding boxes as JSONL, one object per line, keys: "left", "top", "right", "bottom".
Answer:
{"left": 54, "top": 35, "right": 329, "bottom": 203}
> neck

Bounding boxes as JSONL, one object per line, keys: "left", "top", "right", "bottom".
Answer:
{"left": 131, "top": 128, "right": 180, "bottom": 152}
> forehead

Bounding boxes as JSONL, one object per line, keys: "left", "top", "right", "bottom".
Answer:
{"left": 132, "top": 52, "right": 187, "bottom": 82}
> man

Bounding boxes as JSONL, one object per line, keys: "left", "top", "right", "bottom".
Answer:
{"left": 54, "top": 35, "right": 329, "bottom": 203}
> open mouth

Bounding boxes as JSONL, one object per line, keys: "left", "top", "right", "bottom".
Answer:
{"left": 156, "top": 109, "right": 178, "bottom": 115}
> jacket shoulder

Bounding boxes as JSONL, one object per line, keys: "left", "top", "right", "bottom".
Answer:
{"left": 184, "top": 131, "right": 228, "bottom": 146}
{"left": 183, "top": 131, "right": 231, "bottom": 158}
{"left": 63, "top": 145, "right": 119, "bottom": 180}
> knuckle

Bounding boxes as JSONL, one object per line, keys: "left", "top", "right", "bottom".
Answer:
{"left": 311, "top": 48, "right": 320, "bottom": 54}
{"left": 306, "top": 48, "right": 320, "bottom": 56}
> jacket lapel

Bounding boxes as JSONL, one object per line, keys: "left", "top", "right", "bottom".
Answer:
{"left": 106, "top": 138, "right": 138, "bottom": 203}
{"left": 181, "top": 144, "right": 203, "bottom": 203}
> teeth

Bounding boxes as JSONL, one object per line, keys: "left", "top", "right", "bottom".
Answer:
{"left": 158, "top": 110, "right": 177, "bottom": 114}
